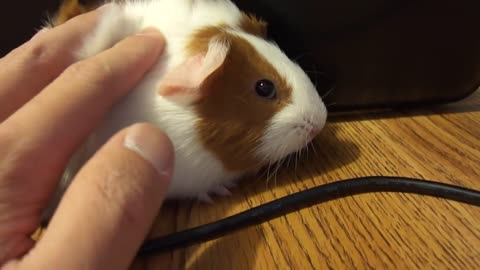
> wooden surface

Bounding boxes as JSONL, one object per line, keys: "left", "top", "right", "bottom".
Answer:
{"left": 131, "top": 89, "right": 480, "bottom": 270}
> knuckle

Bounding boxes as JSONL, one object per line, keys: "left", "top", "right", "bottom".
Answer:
{"left": 18, "top": 41, "right": 53, "bottom": 67}
{"left": 12, "top": 40, "right": 71, "bottom": 80}
{"left": 65, "top": 57, "right": 113, "bottom": 87}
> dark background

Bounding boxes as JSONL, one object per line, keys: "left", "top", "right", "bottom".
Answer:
{"left": 1, "top": 0, "right": 479, "bottom": 111}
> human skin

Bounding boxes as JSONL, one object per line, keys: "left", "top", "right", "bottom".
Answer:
{"left": 0, "top": 6, "right": 174, "bottom": 270}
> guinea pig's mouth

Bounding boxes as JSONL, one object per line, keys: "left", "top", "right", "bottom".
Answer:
{"left": 294, "top": 123, "right": 322, "bottom": 145}
{"left": 263, "top": 123, "right": 323, "bottom": 164}
{"left": 257, "top": 114, "right": 326, "bottom": 165}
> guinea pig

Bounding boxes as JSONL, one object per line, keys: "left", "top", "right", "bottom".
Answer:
{"left": 46, "top": 0, "right": 328, "bottom": 204}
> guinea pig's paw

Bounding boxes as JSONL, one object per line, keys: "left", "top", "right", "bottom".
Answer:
{"left": 196, "top": 184, "right": 234, "bottom": 204}
{"left": 210, "top": 185, "right": 233, "bottom": 197}
{"left": 197, "top": 193, "right": 214, "bottom": 204}
{"left": 223, "top": 181, "right": 238, "bottom": 189}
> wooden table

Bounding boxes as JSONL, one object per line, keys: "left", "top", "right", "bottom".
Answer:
{"left": 132, "top": 90, "right": 480, "bottom": 270}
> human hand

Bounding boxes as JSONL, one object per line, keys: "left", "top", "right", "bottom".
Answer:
{"left": 0, "top": 6, "right": 173, "bottom": 270}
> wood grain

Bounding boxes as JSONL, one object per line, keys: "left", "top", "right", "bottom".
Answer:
{"left": 130, "top": 89, "right": 480, "bottom": 270}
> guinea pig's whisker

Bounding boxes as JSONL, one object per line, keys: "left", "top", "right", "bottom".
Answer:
{"left": 293, "top": 52, "right": 313, "bottom": 62}
{"left": 308, "top": 62, "right": 321, "bottom": 89}
{"left": 259, "top": 161, "right": 272, "bottom": 180}
{"left": 265, "top": 161, "right": 273, "bottom": 188}
{"left": 311, "top": 141, "right": 319, "bottom": 157}
{"left": 293, "top": 155, "right": 301, "bottom": 171}
{"left": 310, "top": 142, "right": 315, "bottom": 157}
{"left": 305, "top": 140, "right": 311, "bottom": 158}
{"left": 270, "top": 160, "right": 280, "bottom": 185}
{"left": 304, "top": 70, "right": 326, "bottom": 75}
{"left": 300, "top": 141, "right": 307, "bottom": 160}
{"left": 274, "top": 146, "right": 289, "bottom": 186}
{"left": 272, "top": 161, "right": 281, "bottom": 188}
{"left": 253, "top": 167, "right": 267, "bottom": 184}
{"left": 294, "top": 151, "right": 299, "bottom": 172}
{"left": 265, "top": 155, "right": 285, "bottom": 189}
{"left": 285, "top": 152, "right": 293, "bottom": 169}
{"left": 322, "top": 86, "right": 336, "bottom": 100}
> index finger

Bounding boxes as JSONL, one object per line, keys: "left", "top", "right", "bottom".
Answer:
{"left": 0, "top": 6, "right": 101, "bottom": 121}
{"left": 1, "top": 27, "right": 166, "bottom": 201}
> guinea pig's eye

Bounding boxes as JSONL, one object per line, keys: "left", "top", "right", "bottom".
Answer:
{"left": 255, "top": 79, "right": 277, "bottom": 99}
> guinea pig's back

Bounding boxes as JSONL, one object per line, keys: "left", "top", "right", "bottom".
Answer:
{"left": 76, "top": 0, "right": 242, "bottom": 63}
{"left": 123, "top": 0, "right": 243, "bottom": 51}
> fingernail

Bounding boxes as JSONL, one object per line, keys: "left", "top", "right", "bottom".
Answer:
{"left": 123, "top": 124, "right": 174, "bottom": 178}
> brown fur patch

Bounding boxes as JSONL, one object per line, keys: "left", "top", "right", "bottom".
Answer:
{"left": 51, "top": 0, "right": 101, "bottom": 26}
{"left": 239, "top": 13, "right": 268, "bottom": 38}
{"left": 186, "top": 27, "right": 292, "bottom": 172}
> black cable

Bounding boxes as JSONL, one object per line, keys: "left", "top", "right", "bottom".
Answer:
{"left": 138, "top": 176, "right": 480, "bottom": 257}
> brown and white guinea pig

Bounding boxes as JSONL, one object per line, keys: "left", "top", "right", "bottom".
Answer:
{"left": 47, "top": 0, "right": 328, "bottom": 202}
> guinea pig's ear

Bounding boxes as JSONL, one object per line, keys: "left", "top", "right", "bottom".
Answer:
{"left": 240, "top": 13, "right": 268, "bottom": 38}
{"left": 158, "top": 35, "right": 230, "bottom": 105}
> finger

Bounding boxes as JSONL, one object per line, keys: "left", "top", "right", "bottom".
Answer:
{"left": 18, "top": 123, "right": 174, "bottom": 270}
{"left": 0, "top": 6, "right": 105, "bottom": 121}
{"left": 1, "top": 28, "right": 165, "bottom": 193}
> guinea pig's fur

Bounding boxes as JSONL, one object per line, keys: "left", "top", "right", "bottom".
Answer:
{"left": 47, "top": 0, "right": 328, "bottom": 202}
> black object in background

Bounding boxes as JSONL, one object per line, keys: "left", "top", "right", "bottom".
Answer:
{"left": 1, "top": 0, "right": 479, "bottom": 112}
{"left": 234, "top": 0, "right": 480, "bottom": 111}
{"left": 1, "top": 2, "right": 61, "bottom": 57}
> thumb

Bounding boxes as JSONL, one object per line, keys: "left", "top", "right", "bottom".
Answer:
{"left": 9, "top": 123, "right": 174, "bottom": 270}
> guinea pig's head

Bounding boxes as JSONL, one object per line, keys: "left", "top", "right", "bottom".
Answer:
{"left": 158, "top": 15, "right": 327, "bottom": 173}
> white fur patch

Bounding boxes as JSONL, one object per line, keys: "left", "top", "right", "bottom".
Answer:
{"left": 75, "top": 4, "right": 141, "bottom": 59}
